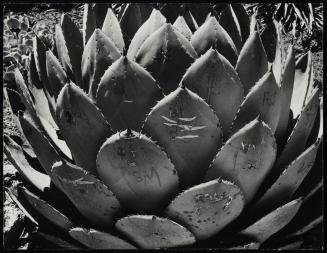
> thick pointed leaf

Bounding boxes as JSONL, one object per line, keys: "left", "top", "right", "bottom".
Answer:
{"left": 119, "top": 3, "right": 144, "bottom": 47}
{"left": 303, "top": 180, "right": 323, "bottom": 203}
{"left": 69, "top": 227, "right": 136, "bottom": 249}
{"left": 275, "top": 45, "right": 295, "bottom": 145}
{"left": 144, "top": 87, "right": 223, "bottom": 187}
{"left": 219, "top": 4, "right": 242, "bottom": 52}
{"left": 231, "top": 4, "right": 250, "bottom": 43}
{"left": 288, "top": 215, "right": 323, "bottom": 238}
{"left": 254, "top": 140, "right": 320, "bottom": 212}
{"left": 231, "top": 70, "right": 281, "bottom": 135}
{"left": 3, "top": 135, "right": 51, "bottom": 192}
{"left": 165, "top": 179, "right": 245, "bottom": 240}
{"left": 249, "top": 15, "right": 259, "bottom": 33}
{"left": 183, "top": 9, "right": 198, "bottom": 33}
{"left": 229, "top": 242, "right": 260, "bottom": 249}
{"left": 35, "top": 232, "right": 83, "bottom": 249}
{"left": 127, "top": 8, "right": 166, "bottom": 60}
{"left": 81, "top": 29, "right": 120, "bottom": 100}
{"left": 55, "top": 14, "right": 83, "bottom": 89}
{"left": 96, "top": 56, "right": 163, "bottom": 131}
{"left": 32, "top": 37, "right": 57, "bottom": 118}
{"left": 260, "top": 20, "right": 278, "bottom": 62}
{"left": 46, "top": 49, "right": 68, "bottom": 101}
{"left": 173, "top": 15, "right": 193, "bottom": 41}
{"left": 21, "top": 187, "right": 73, "bottom": 231}
{"left": 52, "top": 161, "right": 120, "bottom": 228}
{"left": 33, "top": 36, "right": 49, "bottom": 86}
{"left": 135, "top": 23, "right": 197, "bottom": 94}
{"left": 19, "top": 112, "right": 64, "bottom": 190}
{"left": 116, "top": 215, "right": 195, "bottom": 249}
{"left": 191, "top": 16, "right": 238, "bottom": 66}
{"left": 91, "top": 3, "right": 110, "bottom": 28}
{"left": 238, "top": 198, "right": 302, "bottom": 243}
{"left": 56, "top": 82, "right": 112, "bottom": 174}
{"left": 102, "top": 8, "right": 125, "bottom": 53}
{"left": 82, "top": 4, "right": 96, "bottom": 46}
{"left": 290, "top": 52, "right": 314, "bottom": 118}
{"left": 16, "top": 68, "right": 72, "bottom": 160}
{"left": 278, "top": 241, "right": 303, "bottom": 250}
{"left": 96, "top": 130, "right": 179, "bottom": 213}
{"left": 182, "top": 49, "right": 244, "bottom": 135}
{"left": 273, "top": 88, "right": 320, "bottom": 178}
{"left": 28, "top": 54, "right": 56, "bottom": 127}
{"left": 272, "top": 21, "right": 284, "bottom": 85}
{"left": 235, "top": 31, "right": 268, "bottom": 95}
{"left": 204, "top": 119, "right": 277, "bottom": 204}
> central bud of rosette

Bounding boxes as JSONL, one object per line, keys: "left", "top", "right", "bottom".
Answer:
{"left": 96, "top": 129, "right": 179, "bottom": 213}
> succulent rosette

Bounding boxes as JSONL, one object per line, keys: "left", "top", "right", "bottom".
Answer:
{"left": 4, "top": 3, "right": 323, "bottom": 249}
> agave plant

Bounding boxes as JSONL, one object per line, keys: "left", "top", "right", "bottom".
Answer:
{"left": 4, "top": 3, "right": 323, "bottom": 249}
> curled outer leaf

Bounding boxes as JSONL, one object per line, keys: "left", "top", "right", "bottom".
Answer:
{"left": 219, "top": 4, "right": 242, "bottom": 52}
{"left": 56, "top": 82, "right": 113, "bottom": 174}
{"left": 204, "top": 119, "right": 277, "bottom": 204}
{"left": 82, "top": 4, "right": 96, "bottom": 46}
{"left": 290, "top": 52, "right": 314, "bottom": 119}
{"left": 116, "top": 215, "right": 195, "bottom": 249}
{"left": 81, "top": 29, "right": 121, "bottom": 100}
{"left": 17, "top": 68, "right": 72, "bottom": 160}
{"left": 21, "top": 186, "right": 74, "bottom": 231}
{"left": 3, "top": 88, "right": 35, "bottom": 157}
{"left": 135, "top": 23, "right": 197, "bottom": 94}
{"left": 3, "top": 135, "right": 51, "bottom": 192}
{"left": 19, "top": 112, "right": 64, "bottom": 191}
{"left": 254, "top": 140, "right": 320, "bottom": 213}
{"left": 275, "top": 45, "right": 295, "bottom": 145}
{"left": 96, "top": 130, "right": 179, "bottom": 213}
{"left": 231, "top": 70, "right": 281, "bottom": 135}
{"left": 55, "top": 14, "right": 83, "bottom": 89}
{"left": 69, "top": 227, "right": 136, "bottom": 249}
{"left": 173, "top": 15, "right": 193, "bottom": 41}
{"left": 191, "top": 16, "right": 238, "bottom": 66}
{"left": 231, "top": 3, "right": 250, "bottom": 44}
{"left": 102, "top": 8, "right": 125, "bottom": 53}
{"left": 96, "top": 56, "right": 163, "bottom": 131}
{"left": 127, "top": 8, "right": 166, "bottom": 60}
{"left": 144, "top": 87, "right": 223, "bottom": 187}
{"left": 235, "top": 31, "right": 268, "bottom": 95}
{"left": 182, "top": 49, "right": 244, "bottom": 135}
{"left": 273, "top": 88, "right": 320, "bottom": 179}
{"left": 46, "top": 49, "right": 68, "bottom": 101}
{"left": 52, "top": 161, "right": 121, "bottom": 228}
{"left": 165, "top": 179, "right": 245, "bottom": 240}
{"left": 238, "top": 198, "right": 302, "bottom": 244}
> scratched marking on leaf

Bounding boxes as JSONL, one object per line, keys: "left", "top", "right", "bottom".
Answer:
{"left": 175, "top": 135, "right": 199, "bottom": 139}
{"left": 161, "top": 115, "right": 177, "bottom": 123}
{"left": 178, "top": 116, "right": 197, "bottom": 122}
